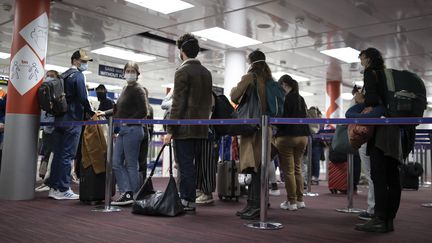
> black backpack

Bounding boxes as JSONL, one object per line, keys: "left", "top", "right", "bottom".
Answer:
{"left": 383, "top": 69, "right": 427, "bottom": 117}
{"left": 211, "top": 92, "right": 235, "bottom": 136}
{"left": 38, "top": 76, "right": 68, "bottom": 116}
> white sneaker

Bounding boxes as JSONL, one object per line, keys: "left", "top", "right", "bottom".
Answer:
{"left": 297, "top": 201, "right": 306, "bottom": 209}
{"left": 48, "top": 188, "right": 57, "bottom": 199}
{"left": 50, "top": 188, "right": 79, "bottom": 200}
{"left": 35, "top": 184, "right": 50, "bottom": 192}
{"left": 196, "top": 193, "right": 214, "bottom": 204}
{"left": 280, "top": 201, "right": 297, "bottom": 211}
{"left": 269, "top": 189, "right": 281, "bottom": 196}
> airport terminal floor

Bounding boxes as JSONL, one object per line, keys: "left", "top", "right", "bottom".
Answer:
{"left": 1, "top": 179, "right": 432, "bottom": 242}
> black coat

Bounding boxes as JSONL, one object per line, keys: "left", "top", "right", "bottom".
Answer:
{"left": 276, "top": 91, "right": 310, "bottom": 137}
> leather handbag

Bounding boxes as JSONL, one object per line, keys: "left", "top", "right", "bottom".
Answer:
{"left": 348, "top": 107, "right": 375, "bottom": 149}
{"left": 331, "top": 125, "right": 357, "bottom": 155}
{"left": 229, "top": 76, "right": 262, "bottom": 136}
{"left": 132, "top": 143, "right": 184, "bottom": 217}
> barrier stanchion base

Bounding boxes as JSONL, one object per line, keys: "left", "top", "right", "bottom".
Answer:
{"left": 424, "top": 181, "right": 431, "bottom": 185}
{"left": 421, "top": 184, "right": 431, "bottom": 188}
{"left": 92, "top": 205, "right": 122, "bottom": 212}
{"left": 303, "top": 192, "right": 319, "bottom": 197}
{"left": 335, "top": 208, "right": 364, "bottom": 214}
{"left": 421, "top": 203, "right": 432, "bottom": 208}
{"left": 245, "top": 221, "right": 283, "bottom": 230}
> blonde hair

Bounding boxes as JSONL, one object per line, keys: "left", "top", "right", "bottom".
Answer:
{"left": 123, "top": 62, "right": 140, "bottom": 75}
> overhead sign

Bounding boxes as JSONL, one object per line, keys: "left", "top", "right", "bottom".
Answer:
{"left": 0, "top": 75, "right": 8, "bottom": 85}
{"left": 98, "top": 64, "right": 124, "bottom": 80}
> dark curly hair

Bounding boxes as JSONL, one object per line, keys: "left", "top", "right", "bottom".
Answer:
{"left": 359, "top": 47, "right": 385, "bottom": 70}
{"left": 176, "top": 33, "right": 200, "bottom": 58}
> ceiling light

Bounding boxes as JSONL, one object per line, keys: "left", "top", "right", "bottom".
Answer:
{"left": 272, "top": 71, "right": 310, "bottom": 82}
{"left": 91, "top": 46, "right": 156, "bottom": 63}
{"left": 425, "top": 71, "right": 432, "bottom": 76}
{"left": 161, "top": 83, "right": 174, "bottom": 88}
{"left": 125, "top": 0, "right": 194, "bottom": 14}
{"left": 0, "top": 52, "right": 10, "bottom": 59}
{"left": 192, "top": 27, "right": 262, "bottom": 48}
{"left": 427, "top": 97, "right": 432, "bottom": 102}
{"left": 299, "top": 91, "right": 314, "bottom": 97}
{"left": 45, "top": 64, "right": 69, "bottom": 73}
{"left": 83, "top": 71, "right": 92, "bottom": 75}
{"left": 341, "top": 92, "right": 354, "bottom": 100}
{"left": 320, "top": 47, "right": 360, "bottom": 63}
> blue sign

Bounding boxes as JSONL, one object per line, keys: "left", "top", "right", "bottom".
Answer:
{"left": 98, "top": 64, "right": 124, "bottom": 79}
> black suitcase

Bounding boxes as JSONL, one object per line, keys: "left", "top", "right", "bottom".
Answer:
{"left": 79, "top": 162, "right": 115, "bottom": 204}
{"left": 217, "top": 160, "right": 240, "bottom": 201}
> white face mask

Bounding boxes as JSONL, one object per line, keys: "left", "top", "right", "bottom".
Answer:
{"left": 124, "top": 73, "right": 137, "bottom": 83}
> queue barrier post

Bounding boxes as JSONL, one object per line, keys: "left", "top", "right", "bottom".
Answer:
{"left": 245, "top": 115, "right": 283, "bottom": 230}
{"left": 93, "top": 116, "right": 122, "bottom": 213}
{"left": 336, "top": 153, "right": 364, "bottom": 214}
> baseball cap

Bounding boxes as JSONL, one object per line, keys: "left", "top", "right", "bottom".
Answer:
{"left": 71, "top": 49, "right": 93, "bottom": 62}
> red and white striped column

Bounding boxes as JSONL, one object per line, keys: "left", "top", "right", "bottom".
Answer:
{"left": 0, "top": 0, "right": 50, "bottom": 200}
{"left": 325, "top": 60, "right": 343, "bottom": 127}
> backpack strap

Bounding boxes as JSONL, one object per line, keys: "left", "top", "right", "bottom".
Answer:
{"left": 384, "top": 69, "right": 395, "bottom": 92}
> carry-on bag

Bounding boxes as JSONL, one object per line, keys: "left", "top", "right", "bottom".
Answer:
{"left": 132, "top": 143, "right": 184, "bottom": 217}
{"left": 328, "top": 161, "right": 348, "bottom": 194}
{"left": 217, "top": 159, "right": 240, "bottom": 201}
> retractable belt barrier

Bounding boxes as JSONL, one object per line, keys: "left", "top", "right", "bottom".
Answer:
{"left": 38, "top": 117, "right": 432, "bottom": 225}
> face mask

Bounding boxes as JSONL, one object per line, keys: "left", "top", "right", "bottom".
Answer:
{"left": 78, "top": 62, "right": 88, "bottom": 72}
{"left": 44, "top": 76, "right": 55, "bottom": 82}
{"left": 124, "top": 73, "right": 137, "bottom": 82}
{"left": 96, "top": 92, "right": 107, "bottom": 101}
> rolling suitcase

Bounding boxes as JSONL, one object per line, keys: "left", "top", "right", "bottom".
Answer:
{"left": 328, "top": 161, "right": 348, "bottom": 194}
{"left": 217, "top": 160, "right": 240, "bottom": 201}
{"left": 79, "top": 162, "right": 115, "bottom": 204}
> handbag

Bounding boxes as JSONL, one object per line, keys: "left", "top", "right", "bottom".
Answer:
{"left": 229, "top": 75, "right": 262, "bottom": 136}
{"left": 348, "top": 107, "right": 375, "bottom": 149}
{"left": 331, "top": 125, "right": 357, "bottom": 154}
{"left": 132, "top": 143, "right": 184, "bottom": 217}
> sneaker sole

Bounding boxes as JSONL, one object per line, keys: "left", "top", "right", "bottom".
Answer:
{"left": 196, "top": 199, "right": 214, "bottom": 205}
{"left": 111, "top": 200, "right": 134, "bottom": 206}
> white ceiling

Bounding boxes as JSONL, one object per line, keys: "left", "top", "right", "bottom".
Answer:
{"left": 0, "top": 0, "right": 431, "bottom": 115}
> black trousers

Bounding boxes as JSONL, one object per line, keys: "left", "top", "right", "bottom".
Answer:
{"left": 247, "top": 168, "right": 261, "bottom": 208}
{"left": 370, "top": 146, "right": 401, "bottom": 220}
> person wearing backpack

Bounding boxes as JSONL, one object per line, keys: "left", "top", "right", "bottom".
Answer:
{"left": 354, "top": 48, "right": 415, "bottom": 233}
{"left": 274, "top": 75, "right": 310, "bottom": 211}
{"left": 45, "top": 50, "right": 95, "bottom": 200}
{"left": 230, "top": 50, "right": 272, "bottom": 220}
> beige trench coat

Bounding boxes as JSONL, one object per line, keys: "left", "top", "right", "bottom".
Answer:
{"left": 230, "top": 73, "right": 271, "bottom": 172}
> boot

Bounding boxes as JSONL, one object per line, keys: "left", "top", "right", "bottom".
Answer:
{"left": 240, "top": 206, "right": 260, "bottom": 220}
{"left": 355, "top": 217, "right": 388, "bottom": 233}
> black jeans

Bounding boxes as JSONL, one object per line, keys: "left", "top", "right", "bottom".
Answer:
{"left": 370, "top": 146, "right": 401, "bottom": 220}
{"left": 173, "top": 139, "right": 202, "bottom": 203}
{"left": 247, "top": 168, "right": 261, "bottom": 208}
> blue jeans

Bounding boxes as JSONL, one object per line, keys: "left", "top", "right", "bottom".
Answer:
{"left": 46, "top": 125, "right": 81, "bottom": 192}
{"left": 112, "top": 126, "right": 144, "bottom": 193}
{"left": 174, "top": 139, "right": 202, "bottom": 203}
{"left": 345, "top": 103, "right": 386, "bottom": 118}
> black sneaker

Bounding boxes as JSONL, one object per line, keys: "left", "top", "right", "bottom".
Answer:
{"left": 355, "top": 217, "right": 388, "bottom": 233}
{"left": 358, "top": 212, "right": 374, "bottom": 221}
{"left": 181, "top": 199, "right": 196, "bottom": 212}
{"left": 111, "top": 191, "right": 134, "bottom": 206}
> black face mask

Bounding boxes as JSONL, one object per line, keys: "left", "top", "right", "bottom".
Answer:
{"left": 96, "top": 92, "right": 107, "bottom": 101}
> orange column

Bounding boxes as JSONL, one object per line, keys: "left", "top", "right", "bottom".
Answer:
{"left": 0, "top": 0, "right": 50, "bottom": 200}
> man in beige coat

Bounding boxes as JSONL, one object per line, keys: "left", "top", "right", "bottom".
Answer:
{"left": 164, "top": 33, "right": 213, "bottom": 212}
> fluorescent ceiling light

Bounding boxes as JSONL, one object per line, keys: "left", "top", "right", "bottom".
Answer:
{"left": 427, "top": 97, "right": 432, "bottom": 102}
{"left": 341, "top": 92, "right": 354, "bottom": 100}
{"left": 320, "top": 47, "right": 360, "bottom": 63}
{"left": 272, "top": 71, "right": 310, "bottom": 82}
{"left": 45, "top": 64, "right": 69, "bottom": 73}
{"left": 91, "top": 46, "right": 156, "bottom": 63}
{"left": 299, "top": 91, "right": 314, "bottom": 97}
{"left": 192, "top": 27, "right": 262, "bottom": 48}
{"left": 0, "top": 52, "right": 10, "bottom": 59}
{"left": 87, "top": 82, "right": 123, "bottom": 91}
{"left": 125, "top": 0, "right": 194, "bottom": 14}
{"left": 161, "top": 83, "right": 174, "bottom": 89}
{"left": 83, "top": 71, "right": 92, "bottom": 75}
